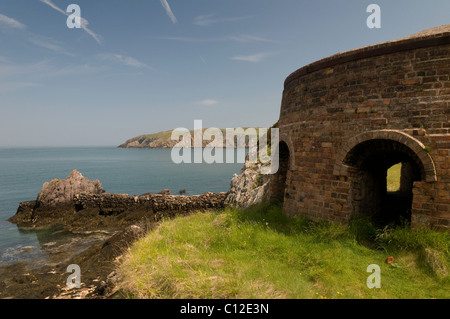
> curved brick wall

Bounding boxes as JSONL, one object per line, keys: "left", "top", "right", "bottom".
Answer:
{"left": 275, "top": 29, "right": 450, "bottom": 230}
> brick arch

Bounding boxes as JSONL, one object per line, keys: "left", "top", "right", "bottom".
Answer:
{"left": 334, "top": 130, "right": 437, "bottom": 182}
{"left": 279, "top": 133, "right": 295, "bottom": 170}
{"left": 268, "top": 133, "right": 295, "bottom": 203}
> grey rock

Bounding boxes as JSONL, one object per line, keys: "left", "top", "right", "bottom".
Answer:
{"left": 225, "top": 160, "right": 271, "bottom": 208}
{"left": 158, "top": 189, "right": 171, "bottom": 195}
{"left": 37, "top": 170, "right": 104, "bottom": 207}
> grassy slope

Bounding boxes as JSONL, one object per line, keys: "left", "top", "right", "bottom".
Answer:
{"left": 142, "top": 130, "right": 174, "bottom": 140}
{"left": 117, "top": 204, "right": 449, "bottom": 299}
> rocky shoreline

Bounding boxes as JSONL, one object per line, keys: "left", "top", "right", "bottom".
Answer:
{"left": 0, "top": 223, "right": 147, "bottom": 299}
{"left": 1, "top": 163, "right": 267, "bottom": 299}
{"left": 0, "top": 170, "right": 228, "bottom": 299}
{"left": 8, "top": 170, "right": 227, "bottom": 232}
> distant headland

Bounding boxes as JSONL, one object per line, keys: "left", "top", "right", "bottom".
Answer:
{"left": 118, "top": 128, "right": 256, "bottom": 149}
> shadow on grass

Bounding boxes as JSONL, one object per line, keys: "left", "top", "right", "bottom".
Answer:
{"left": 228, "top": 202, "right": 449, "bottom": 258}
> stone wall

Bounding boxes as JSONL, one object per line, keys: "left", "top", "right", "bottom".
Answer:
{"left": 273, "top": 27, "right": 450, "bottom": 230}
{"left": 74, "top": 192, "right": 226, "bottom": 215}
{"left": 10, "top": 192, "right": 227, "bottom": 231}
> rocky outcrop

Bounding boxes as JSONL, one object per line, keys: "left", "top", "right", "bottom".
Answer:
{"left": 9, "top": 171, "right": 227, "bottom": 231}
{"left": 158, "top": 189, "right": 171, "bottom": 195}
{"left": 224, "top": 124, "right": 279, "bottom": 208}
{"left": 225, "top": 160, "right": 272, "bottom": 208}
{"left": 37, "top": 170, "right": 104, "bottom": 207}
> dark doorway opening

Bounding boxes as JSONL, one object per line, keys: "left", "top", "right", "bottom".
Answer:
{"left": 270, "top": 141, "right": 290, "bottom": 202}
{"left": 345, "top": 139, "right": 423, "bottom": 227}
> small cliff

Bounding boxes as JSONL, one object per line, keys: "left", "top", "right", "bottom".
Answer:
{"left": 225, "top": 159, "right": 272, "bottom": 208}
{"left": 224, "top": 125, "right": 279, "bottom": 208}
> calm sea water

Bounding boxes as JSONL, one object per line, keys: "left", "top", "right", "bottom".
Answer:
{"left": 0, "top": 147, "right": 243, "bottom": 267}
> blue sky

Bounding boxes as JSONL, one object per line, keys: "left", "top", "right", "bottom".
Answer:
{"left": 0, "top": 0, "right": 448, "bottom": 147}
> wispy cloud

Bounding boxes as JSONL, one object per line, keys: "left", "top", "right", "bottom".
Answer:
{"left": 230, "top": 52, "right": 272, "bottom": 63}
{"left": 193, "top": 14, "right": 254, "bottom": 27}
{"left": 0, "top": 58, "right": 105, "bottom": 82}
{"left": 39, "top": 0, "right": 102, "bottom": 45}
{"left": 98, "top": 54, "right": 152, "bottom": 70}
{"left": 0, "top": 60, "right": 44, "bottom": 93}
{"left": 0, "top": 13, "right": 26, "bottom": 30}
{"left": 0, "top": 60, "right": 49, "bottom": 79}
{"left": 156, "top": 36, "right": 215, "bottom": 43}
{"left": 27, "top": 36, "right": 75, "bottom": 56}
{"left": 42, "top": 63, "right": 105, "bottom": 78}
{"left": 197, "top": 99, "right": 219, "bottom": 106}
{"left": 0, "top": 57, "right": 108, "bottom": 95}
{"left": 158, "top": 34, "right": 275, "bottom": 44}
{"left": 160, "top": 0, "right": 177, "bottom": 24}
{"left": 39, "top": 0, "right": 66, "bottom": 14}
{"left": 0, "top": 81, "right": 39, "bottom": 94}
{"left": 228, "top": 35, "right": 278, "bottom": 43}
{"left": 0, "top": 11, "right": 74, "bottom": 56}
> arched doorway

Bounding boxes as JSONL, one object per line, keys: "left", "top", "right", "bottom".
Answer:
{"left": 335, "top": 130, "right": 438, "bottom": 227}
{"left": 270, "top": 141, "right": 291, "bottom": 203}
{"left": 344, "top": 138, "right": 425, "bottom": 225}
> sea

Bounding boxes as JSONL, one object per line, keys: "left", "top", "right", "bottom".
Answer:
{"left": 0, "top": 147, "right": 243, "bottom": 268}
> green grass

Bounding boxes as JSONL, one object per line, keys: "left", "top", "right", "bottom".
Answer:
{"left": 387, "top": 163, "right": 401, "bottom": 192}
{"left": 142, "top": 130, "right": 174, "bottom": 140}
{"left": 116, "top": 203, "right": 449, "bottom": 299}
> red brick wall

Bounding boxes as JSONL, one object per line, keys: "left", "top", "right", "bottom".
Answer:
{"left": 277, "top": 36, "right": 450, "bottom": 230}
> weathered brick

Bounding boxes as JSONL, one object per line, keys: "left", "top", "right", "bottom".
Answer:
{"left": 273, "top": 28, "right": 450, "bottom": 230}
